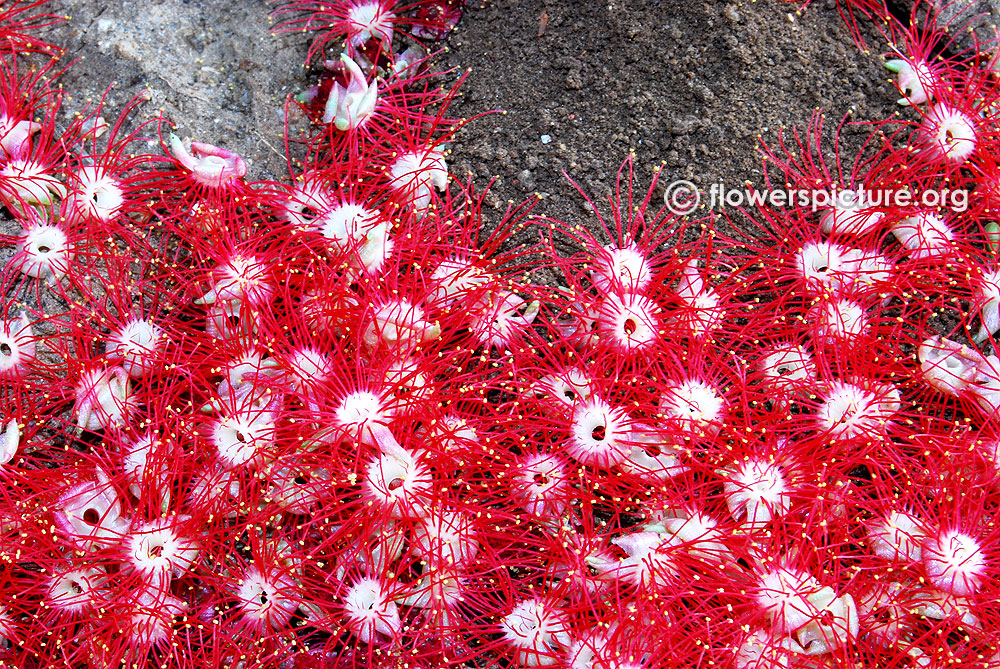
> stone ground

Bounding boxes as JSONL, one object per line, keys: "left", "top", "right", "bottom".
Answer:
{"left": 48, "top": 0, "right": 307, "bottom": 182}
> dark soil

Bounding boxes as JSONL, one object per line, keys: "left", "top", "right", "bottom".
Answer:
{"left": 47, "top": 0, "right": 905, "bottom": 235}
{"left": 443, "top": 0, "right": 901, "bottom": 235}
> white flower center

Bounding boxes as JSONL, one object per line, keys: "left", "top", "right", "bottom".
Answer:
{"left": 107, "top": 318, "right": 163, "bottom": 378}
{"left": 364, "top": 446, "right": 433, "bottom": 517}
{"left": 347, "top": 2, "right": 396, "bottom": 46}
{"left": 411, "top": 509, "right": 480, "bottom": 569}
{"left": 236, "top": 568, "right": 298, "bottom": 630}
{"left": 47, "top": 567, "right": 105, "bottom": 613}
{"left": 922, "top": 529, "right": 987, "bottom": 596}
{"left": 213, "top": 404, "right": 276, "bottom": 469}
{"left": 820, "top": 189, "right": 884, "bottom": 237}
{"left": 567, "top": 397, "right": 631, "bottom": 468}
{"left": 866, "top": 510, "right": 927, "bottom": 563}
{"left": 809, "top": 298, "right": 868, "bottom": 343}
{"left": 794, "top": 241, "right": 850, "bottom": 294}
{"left": 17, "top": 223, "right": 70, "bottom": 283}
{"left": 921, "top": 104, "right": 977, "bottom": 163}
{"left": 816, "top": 381, "right": 898, "bottom": 441}
{"left": 596, "top": 292, "right": 659, "bottom": 352}
{"left": 342, "top": 577, "right": 401, "bottom": 644}
{"left": 891, "top": 212, "right": 953, "bottom": 258}
{"left": 76, "top": 166, "right": 124, "bottom": 223}
{"left": 501, "top": 599, "right": 571, "bottom": 665}
{"left": 724, "top": 458, "right": 790, "bottom": 528}
{"left": 661, "top": 379, "right": 725, "bottom": 436}
{"left": 127, "top": 519, "right": 198, "bottom": 579}
{"left": 590, "top": 244, "right": 651, "bottom": 293}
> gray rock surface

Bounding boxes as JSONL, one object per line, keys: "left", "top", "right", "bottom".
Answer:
{"left": 48, "top": 0, "right": 309, "bottom": 182}
{"left": 934, "top": 0, "right": 1000, "bottom": 50}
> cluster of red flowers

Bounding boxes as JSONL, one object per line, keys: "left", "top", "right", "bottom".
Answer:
{"left": 1, "top": 0, "right": 1000, "bottom": 667}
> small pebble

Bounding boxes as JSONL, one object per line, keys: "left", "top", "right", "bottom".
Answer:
{"left": 540, "top": 134, "right": 552, "bottom": 144}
